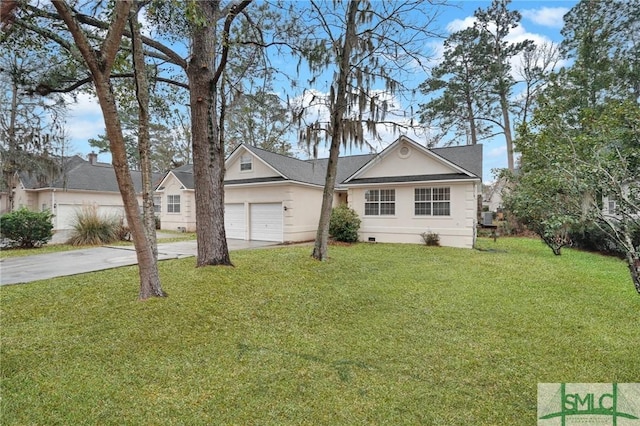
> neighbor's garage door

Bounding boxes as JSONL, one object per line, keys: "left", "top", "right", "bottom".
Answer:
{"left": 250, "top": 203, "right": 283, "bottom": 242}
{"left": 224, "top": 203, "right": 246, "bottom": 240}
{"left": 55, "top": 205, "right": 78, "bottom": 230}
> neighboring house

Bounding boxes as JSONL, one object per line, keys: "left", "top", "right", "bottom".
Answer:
{"left": 482, "top": 177, "right": 507, "bottom": 213}
{"left": 602, "top": 194, "right": 618, "bottom": 217}
{"left": 0, "top": 190, "right": 10, "bottom": 215}
{"left": 157, "top": 136, "right": 482, "bottom": 248}
{"left": 12, "top": 153, "right": 163, "bottom": 230}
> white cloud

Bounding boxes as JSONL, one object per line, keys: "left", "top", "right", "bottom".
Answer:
{"left": 64, "top": 93, "right": 105, "bottom": 150}
{"left": 446, "top": 16, "right": 476, "bottom": 33}
{"left": 489, "top": 145, "right": 507, "bottom": 158}
{"left": 521, "top": 7, "right": 569, "bottom": 29}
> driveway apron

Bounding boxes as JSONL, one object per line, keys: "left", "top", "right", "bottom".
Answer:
{"left": 0, "top": 240, "right": 274, "bottom": 286}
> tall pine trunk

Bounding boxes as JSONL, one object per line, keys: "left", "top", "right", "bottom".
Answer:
{"left": 500, "top": 90, "right": 515, "bottom": 171}
{"left": 187, "top": 1, "right": 231, "bottom": 267}
{"left": 465, "top": 91, "right": 478, "bottom": 145}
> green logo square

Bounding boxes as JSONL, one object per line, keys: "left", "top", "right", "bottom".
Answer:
{"left": 538, "top": 383, "right": 640, "bottom": 425}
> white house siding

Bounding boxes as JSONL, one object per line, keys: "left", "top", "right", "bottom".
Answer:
{"left": 12, "top": 184, "right": 37, "bottom": 211}
{"left": 286, "top": 185, "right": 325, "bottom": 242}
{"left": 12, "top": 185, "right": 144, "bottom": 231}
{"left": 157, "top": 174, "right": 196, "bottom": 232}
{"left": 348, "top": 181, "right": 477, "bottom": 248}
{"left": 225, "top": 183, "right": 323, "bottom": 243}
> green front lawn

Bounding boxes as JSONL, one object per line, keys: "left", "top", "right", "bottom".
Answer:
{"left": 1, "top": 238, "right": 637, "bottom": 425}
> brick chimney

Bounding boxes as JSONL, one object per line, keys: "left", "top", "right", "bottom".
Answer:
{"left": 88, "top": 152, "right": 98, "bottom": 165}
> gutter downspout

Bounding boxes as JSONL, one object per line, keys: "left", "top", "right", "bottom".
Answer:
{"left": 51, "top": 188, "right": 56, "bottom": 230}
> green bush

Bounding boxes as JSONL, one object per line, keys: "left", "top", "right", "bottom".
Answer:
{"left": 66, "top": 205, "right": 122, "bottom": 246}
{"left": 329, "top": 204, "right": 361, "bottom": 243}
{"left": 570, "top": 222, "right": 640, "bottom": 258}
{"left": 0, "top": 208, "right": 54, "bottom": 248}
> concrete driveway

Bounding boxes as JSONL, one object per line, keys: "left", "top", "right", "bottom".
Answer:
{"left": 0, "top": 239, "right": 275, "bottom": 286}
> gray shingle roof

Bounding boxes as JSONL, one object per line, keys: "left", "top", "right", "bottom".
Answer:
{"left": 166, "top": 140, "right": 482, "bottom": 189}
{"left": 431, "top": 144, "right": 483, "bottom": 180}
{"left": 170, "top": 171, "right": 194, "bottom": 189}
{"left": 242, "top": 144, "right": 375, "bottom": 187}
{"left": 20, "top": 155, "right": 164, "bottom": 193}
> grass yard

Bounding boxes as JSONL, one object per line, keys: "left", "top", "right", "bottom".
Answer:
{"left": 1, "top": 238, "right": 638, "bottom": 425}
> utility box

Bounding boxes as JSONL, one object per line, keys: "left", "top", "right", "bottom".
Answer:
{"left": 482, "top": 211, "right": 494, "bottom": 226}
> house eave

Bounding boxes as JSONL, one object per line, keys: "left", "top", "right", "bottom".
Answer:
{"left": 344, "top": 174, "right": 480, "bottom": 187}
{"left": 224, "top": 177, "right": 324, "bottom": 189}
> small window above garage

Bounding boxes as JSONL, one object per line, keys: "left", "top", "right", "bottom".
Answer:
{"left": 240, "top": 155, "right": 253, "bottom": 172}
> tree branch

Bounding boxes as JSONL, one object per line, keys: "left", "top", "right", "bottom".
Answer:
{"left": 24, "top": 3, "right": 187, "bottom": 69}
{"left": 30, "top": 73, "right": 190, "bottom": 96}
{"left": 212, "top": 0, "right": 252, "bottom": 86}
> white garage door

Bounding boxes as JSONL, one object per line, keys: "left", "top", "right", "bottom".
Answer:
{"left": 250, "top": 203, "right": 283, "bottom": 242}
{"left": 224, "top": 203, "right": 246, "bottom": 240}
{"left": 54, "top": 205, "right": 78, "bottom": 230}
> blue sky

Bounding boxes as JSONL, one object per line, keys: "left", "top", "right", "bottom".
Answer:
{"left": 63, "top": 0, "right": 577, "bottom": 181}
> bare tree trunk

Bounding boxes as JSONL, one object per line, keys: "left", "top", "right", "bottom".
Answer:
{"left": 53, "top": 0, "right": 164, "bottom": 299}
{"left": 130, "top": 4, "right": 164, "bottom": 298}
{"left": 626, "top": 251, "right": 640, "bottom": 294}
{"left": 312, "top": 0, "right": 360, "bottom": 261}
{"left": 622, "top": 230, "right": 640, "bottom": 294}
{"left": 5, "top": 79, "right": 19, "bottom": 210}
{"left": 500, "top": 91, "right": 515, "bottom": 171}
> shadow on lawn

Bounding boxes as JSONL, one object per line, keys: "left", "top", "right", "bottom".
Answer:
{"left": 474, "top": 246, "right": 508, "bottom": 253}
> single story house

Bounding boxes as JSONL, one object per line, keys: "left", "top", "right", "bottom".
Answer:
{"left": 11, "top": 153, "right": 163, "bottom": 230}
{"left": 156, "top": 136, "right": 482, "bottom": 248}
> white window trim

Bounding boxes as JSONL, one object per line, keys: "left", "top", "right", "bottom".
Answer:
{"left": 240, "top": 155, "right": 253, "bottom": 172}
{"left": 414, "top": 187, "right": 451, "bottom": 217}
{"left": 153, "top": 196, "right": 162, "bottom": 214}
{"left": 167, "top": 194, "right": 181, "bottom": 214}
{"left": 364, "top": 188, "right": 396, "bottom": 216}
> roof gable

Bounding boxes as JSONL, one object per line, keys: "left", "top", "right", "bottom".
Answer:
{"left": 236, "top": 144, "right": 375, "bottom": 187}
{"left": 226, "top": 145, "right": 285, "bottom": 181}
{"left": 344, "top": 136, "right": 482, "bottom": 183}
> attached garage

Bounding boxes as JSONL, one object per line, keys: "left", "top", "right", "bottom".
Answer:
{"left": 224, "top": 203, "right": 246, "bottom": 240}
{"left": 55, "top": 204, "right": 78, "bottom": 229}
{"left": 249, "top": 203, "right": 283, "bottom": 242}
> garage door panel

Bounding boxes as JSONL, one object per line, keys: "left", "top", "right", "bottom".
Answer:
{"left": 55, "top": 205, "right": 78, "bottom": 230}
{"left": 224, "top": 203, "right": 246, "bottom": 240}
{"left": 250, "top": 203, "right": 283, "bottom": 242}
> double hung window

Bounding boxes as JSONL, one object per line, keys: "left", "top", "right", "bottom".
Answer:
{"left": 415, "top": 187, "right": 450, "bottom": 216}
{"left": 167, "top": 195, "right": 181, "bottom": 213}
{"left": 365, "top": 189, "right": 395, "bottom": 216}
{"left": 240, "top": 155, "right": 252, "bottom": 171}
